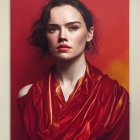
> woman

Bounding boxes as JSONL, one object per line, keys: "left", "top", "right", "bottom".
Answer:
{"left": 18, "top": 0, "right": 129, "bottom": 139}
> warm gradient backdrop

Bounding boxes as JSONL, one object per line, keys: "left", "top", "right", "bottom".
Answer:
{"left": 11, "top": 0, "right": 129, "bottom": 140}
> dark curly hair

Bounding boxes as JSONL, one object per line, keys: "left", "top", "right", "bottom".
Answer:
{"left": 30, "top": 0, "right": 97, "bottom": 57}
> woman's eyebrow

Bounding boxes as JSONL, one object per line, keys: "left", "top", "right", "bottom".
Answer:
{"left": 47, "top": 24, "right": 59, "bottom": 27}
{"left": 65, "top": 21, "right": 81, "bottom": 26}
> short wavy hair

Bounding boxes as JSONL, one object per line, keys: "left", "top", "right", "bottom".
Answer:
{"left": 30, "top": 0, "right": 97, "bottom": 56}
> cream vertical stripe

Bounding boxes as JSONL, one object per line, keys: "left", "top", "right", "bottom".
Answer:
{"left": 130, "top": 0, "right": 140, "bottom": 140}
{"left": 0, "top": 0, "right": 10, "bottom": 140}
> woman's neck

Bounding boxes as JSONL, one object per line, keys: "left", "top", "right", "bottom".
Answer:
{"left": 55, "top": 56, "right": 87, "bottom": 85}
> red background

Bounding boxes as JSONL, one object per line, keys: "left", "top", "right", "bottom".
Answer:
{"left": 11, "top": 0, "right": 129, "bottom": 139}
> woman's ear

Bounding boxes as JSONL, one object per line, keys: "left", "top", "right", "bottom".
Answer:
{"left": 87, "top": 27, "right": 94, "bottom": 42}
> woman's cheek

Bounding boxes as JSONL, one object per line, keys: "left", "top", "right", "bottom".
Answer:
{"left": 72, "top": 33, "right": 87, "bottom": 46}
{"left": 47, "top": 36, "right": 56, "bottom": 49}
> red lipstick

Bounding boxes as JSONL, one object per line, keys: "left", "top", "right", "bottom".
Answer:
{"left": 57, "top": 44, "right": 71, "bottom": 52}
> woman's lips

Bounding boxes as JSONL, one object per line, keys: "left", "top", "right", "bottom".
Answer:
{"left": 56, "top": 44, "right": 71, "bottom": 52}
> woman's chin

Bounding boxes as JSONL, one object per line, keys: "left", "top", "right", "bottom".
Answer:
{"left": 51, "top": 53, "right": 72, "bottom": 61}
{"left": 54, "top": 56, "right": 73, "bottom": 62}
{"left": 50, "top": 52, "right": 85, "bottom": 62}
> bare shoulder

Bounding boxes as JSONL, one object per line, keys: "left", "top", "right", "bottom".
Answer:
{"left": 18, "top": 84, "right": 33, "bottom": 98}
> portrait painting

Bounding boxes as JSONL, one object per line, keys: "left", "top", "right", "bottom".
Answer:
{"left": 11, "top": 0, "right": 129, "bottom": 140}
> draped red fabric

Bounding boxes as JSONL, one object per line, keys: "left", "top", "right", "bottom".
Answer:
{"left": 18, "top": 62, "right": 129, "bottom": 140}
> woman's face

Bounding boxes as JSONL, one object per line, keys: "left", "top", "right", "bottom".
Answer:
{"left": 46, "top": 5, "right": 93, "bottom": 61}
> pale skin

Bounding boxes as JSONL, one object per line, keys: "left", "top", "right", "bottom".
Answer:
{"left": 18, "top": 5, "right": 94, "bottom": 101}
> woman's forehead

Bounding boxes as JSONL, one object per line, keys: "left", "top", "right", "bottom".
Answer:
{"left": 48, "top": 5, "right": 84, "bottom": 24}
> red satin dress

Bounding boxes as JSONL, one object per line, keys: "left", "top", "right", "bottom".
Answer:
{"left": 18, "top": 62, "right": 129, "bottom": 140}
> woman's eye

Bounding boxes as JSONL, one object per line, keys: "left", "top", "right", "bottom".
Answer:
{"left": 69, "top": 26, "right": 79, "bottom": 31}
{"left": 47, "top": 27, "right": 58, "bottom": 33}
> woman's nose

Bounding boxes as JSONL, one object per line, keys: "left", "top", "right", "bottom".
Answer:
{"left": 59, "top": 28, "right": 67, "bottom": 42}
